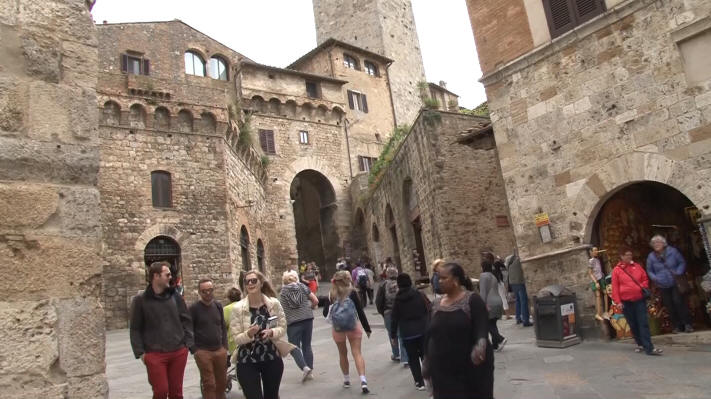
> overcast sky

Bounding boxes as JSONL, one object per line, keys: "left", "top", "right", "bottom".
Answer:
{"left": 91, "top": 0, "right": 486, "bottom": 109}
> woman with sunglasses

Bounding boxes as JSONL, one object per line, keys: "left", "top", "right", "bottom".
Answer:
{"left": 231, "top": 270, "right": 295, "bottom": 399}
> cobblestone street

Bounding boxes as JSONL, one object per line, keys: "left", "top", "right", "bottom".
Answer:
{"left": 107, "top": 286, "right": 711, "bottom": 399}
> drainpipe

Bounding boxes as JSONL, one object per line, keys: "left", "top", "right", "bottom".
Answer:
{"left": 344, "top": 117, "right": 353, "bottom": 178}
{"left": 384, "top": 61, "right": 397, "bottom": 129}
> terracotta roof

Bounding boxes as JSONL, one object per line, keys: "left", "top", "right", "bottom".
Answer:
{"left": 428, "top": 82, "right": 459, "bottom": 97}
{"left": 287, "top": 38, "right": 393, "bottom": 70}
{"left": 456, "top": 119, "right": 493, "bottom": 143}
{"left": 240, "top": 61, "right": 347, "bottom": 84}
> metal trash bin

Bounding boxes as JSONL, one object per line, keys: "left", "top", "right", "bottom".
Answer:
{"left": 533, "top": 285, "right": 581, "bottom": 348}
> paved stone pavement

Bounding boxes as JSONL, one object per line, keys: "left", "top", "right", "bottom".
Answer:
{"left": 108, "top": 286, "right": 711, "bottom": 399}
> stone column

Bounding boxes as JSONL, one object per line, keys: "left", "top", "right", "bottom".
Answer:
{"left": 0, "top": 0, "right": 106, "bottom": 397}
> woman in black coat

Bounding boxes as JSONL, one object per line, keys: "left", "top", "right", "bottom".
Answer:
{"left": 390, "top": 273, "right": 430, "bottom": 390}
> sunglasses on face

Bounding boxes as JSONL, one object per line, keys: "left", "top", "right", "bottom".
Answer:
{"left": 245, "top": 278, "right": 259, "bottom": 285}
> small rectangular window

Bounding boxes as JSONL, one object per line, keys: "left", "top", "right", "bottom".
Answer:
{"left": 121, "top": 53, "right": 150, "bottom": 76}
{"left": 259, "top": 129, "right": 276, "bottom": 155}
{"left": 151, "top": 171, "right": 172, "bottom": 207}
{"left": 347, "top": 90, "right": 369, "bottom": 113}
{"left": 358, "top": 156, "right": 376, "bottom": 172}
{"left": 305, "top": 81, "right": 320, "bottom": 98}
{"left": 299, "top": 130, "right": 309, "bottom": 144}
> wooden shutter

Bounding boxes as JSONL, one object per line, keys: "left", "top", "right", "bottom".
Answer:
{"left": 151, "top": 171, "right": 172, "bottom": 207}
{"left": 358, "top": 156, "right": 365, "bottom": 172}
{"left": 259, "top": 129, "right": 275, "bottom": 154}
{"left": 543, "top": 0, "right": 576, "bottom": 39}
{"left": 143, "top": 59, "right": 150, "bottom": 76}
{"left": 573, "top": 0, "right": 605, "bottom": 25}
{"left": 347, "top": 90, "right": 355, "bottom": 109}
{"left": 121, "top": 54, "right": 128, "bottom": 73}
{"left": 361, "top": 94, "right": 368, "bottom": 113}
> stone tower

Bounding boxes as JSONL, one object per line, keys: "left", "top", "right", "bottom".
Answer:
{"left": 313, "top": 0, "right": 426, "bottom": 127}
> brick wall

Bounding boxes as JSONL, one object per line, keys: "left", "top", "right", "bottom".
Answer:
{"left": 466, "top": 0, "right": 534, "bottom": 75}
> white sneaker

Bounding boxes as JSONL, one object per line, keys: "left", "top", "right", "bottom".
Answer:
{"left": 302, "top": 366, "right": 312, "bottom": 383}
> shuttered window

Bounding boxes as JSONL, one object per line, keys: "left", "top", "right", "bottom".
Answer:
{"left": 121, "top": 53, "right": 150, "bottom": 75}
{"left": 346, "top": 90, "right": 369, "bottom": 113}
{"left": 543, "top": 0, "right": 605, "bottom": 39}
{"left": 151, "top": 171, "right": 172, "bottom": 208}
{"left": 259, "top": 129, "right": 276, "bottom": 155}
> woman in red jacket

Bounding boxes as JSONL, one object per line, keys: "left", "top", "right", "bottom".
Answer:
{"left": 611, "top": 249, "right": 662, "bottom": 356}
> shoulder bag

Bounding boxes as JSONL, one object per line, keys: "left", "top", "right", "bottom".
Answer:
{"left": 620, "top": 266, "right": 651, "bottom": 301}
{"left": 658, "top": 255, "right": 690, "bottom": 295}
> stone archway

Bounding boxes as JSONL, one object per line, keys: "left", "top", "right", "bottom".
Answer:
{"left": 588, "top": 181, "right": 709, "bottom": 333}
{"left": 290, "top": 169, "right": 340, "bottom": 277}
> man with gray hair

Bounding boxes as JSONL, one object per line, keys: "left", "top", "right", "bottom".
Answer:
{"left": 646, "top": 235, "right": 693, "bottom": 333}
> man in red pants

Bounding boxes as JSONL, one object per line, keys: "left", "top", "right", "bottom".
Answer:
{"left": 131, "top": 261, "right": 194, "bottom": 399}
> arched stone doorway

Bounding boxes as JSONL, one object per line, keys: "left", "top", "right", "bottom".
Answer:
{"left": 352, "top": 208, "right": 368, "bottom": 261}
{"left": 290, "top": 169, "right": 339, "bottom": 277}
{"left": 385, "top": 204, "right": 402, "bottom": 271}
{"left": 590, "top": 181, "right": 709, "bottom": 332}
{"left": 144, "top": 235, "right": 181, "bottom": 286}
{"left": 403, "top": 178, "right": 427, "bottom": 277}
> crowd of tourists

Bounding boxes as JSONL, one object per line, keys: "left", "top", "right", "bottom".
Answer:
{"left": 127, "top": 233, "right": 702, "bottom": 398}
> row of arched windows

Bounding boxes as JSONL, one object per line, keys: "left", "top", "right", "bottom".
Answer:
{"left": 185, "top": 51, "right": 228, "bottom": 81}
{"left": 102, "top": 101, "right": 217, "bottom": 133}
{"left": 240, "top": 225, "right": 265, "bottom": 273}
{"left": 343, "top": 53, "right": 379, "bottom": 77}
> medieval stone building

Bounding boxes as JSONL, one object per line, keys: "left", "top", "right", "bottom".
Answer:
{"left": 466, "top": 0, "right": 711, "bottom": 329}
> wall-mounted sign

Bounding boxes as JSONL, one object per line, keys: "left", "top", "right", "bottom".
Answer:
{"left": 535, "top": 212, "right": 550, "bottom": 227}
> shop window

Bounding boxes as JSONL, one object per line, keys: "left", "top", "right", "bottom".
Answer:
{"left": 151, "top": 171, "right": 172, "bottom": 208}
{"left": 358, "top": 155, "right": 376, "bottom": 172}
{"left": 299, "top": 130, "right": 309, "bottom": 145}
{"left": 208, "top": 56, "right": 228, "bottom": 81}
{"left": 259, "top": 129, "right": 276, "bottom": 155}
{"left": 305, "top": 81, "right": 320, "bottom": 98}
{"left": 343, "top": 53, "right": 359, "bottom": 70}
{"left": 121, "top": 53, "right": 149, "bottom": 75}
{"left": 347, "top": 90, "right": 368, "bottom": 113}
{"left": 364, "top": 61, "right": 378, "bottom": 77}
{"left": 185, "top": 51, "right": 205, "bottom": 77}
{"left": 543, "top": 0, "right": 605, "bottom": 39}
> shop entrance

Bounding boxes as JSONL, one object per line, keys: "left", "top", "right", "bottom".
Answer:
{"left": 590, "top": 181, "right": 709, "bottom": 333}
{"left": 291, "top": 170, "right": 339, "bottom": 278}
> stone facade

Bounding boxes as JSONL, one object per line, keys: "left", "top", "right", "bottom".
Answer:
{"left": 353, "top": 111, "right": 516, "bottom": 278}
{"left": 467, "top": 0, "right": 711, "bottom": 324}
{"left": 98, "top": 19, "right": 402, "bottom": 327}
{"left": 0, "top": 0, "right": 107, "bottom": 397}
{"left": 313, "top": 0, "right": 426, "bottom": 126}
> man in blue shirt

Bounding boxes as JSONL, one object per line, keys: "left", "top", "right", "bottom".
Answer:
{"left": 646, "top": 235, "right": 693, "bottom": 333}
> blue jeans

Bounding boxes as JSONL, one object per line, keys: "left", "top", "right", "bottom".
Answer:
{"left": 622, "top": 299, "right": 654, "bottom": 353}
{"left": 382, "top": 313, "right": 408, "bottom": 363}
{"left": 287, "top": 318, "right": 313, "bottom": 370}
{"left": 511, "top": 283, "right": 530, "bottom": 324}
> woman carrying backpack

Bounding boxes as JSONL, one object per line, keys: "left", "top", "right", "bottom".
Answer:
{"left": 375, "top": 266, "right": 408, "bottom": 366}
{"left": 323, "top": 270, "right": 372, "bottom": 394}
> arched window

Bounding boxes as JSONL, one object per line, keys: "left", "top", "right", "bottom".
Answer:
{"left": 177, "top": 109, "right": 193, "bottom": 133}
{"left": 129, "top": 104, "right": 146, "bottom": 128}
{"left": 343, "top": 53, "right": 359, "bottom": 70}
{"left": 372, "top": 223, "right": 380, "bottom": 242}
{"left": 102, "top": 101, "right": 120, "bottom": 126}
{"left": 208, "top": 56, "right": 228, "bottom": 81}
{"left": 364, "top": 61, "right": 378, "bottom": 77}
{"left": 240, "top": 226, "right": 251, "bottom": 270}
{"left": 144, "top": 236, "right": 181, "bottom": 284}
{"left": 154, "top": 107, "right": 170, "bottom": 130}
{"left": 257, "top": 239, "right": 265, "bottom": 273}
{"left": 151, "top": 171, "right": 172, "bottom": 208}
{"left": 184, "top": 51, "right": 205, "bottom": 77}
{"left": 200, "top": 112, "right": 216, "bottom": 133}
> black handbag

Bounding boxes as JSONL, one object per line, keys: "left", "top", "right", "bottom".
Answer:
{"left": 658, "top": 255, "right": 691, "bottom": 295}
{"left": 620, "top": 265, "right": 651, "bottom": 300}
